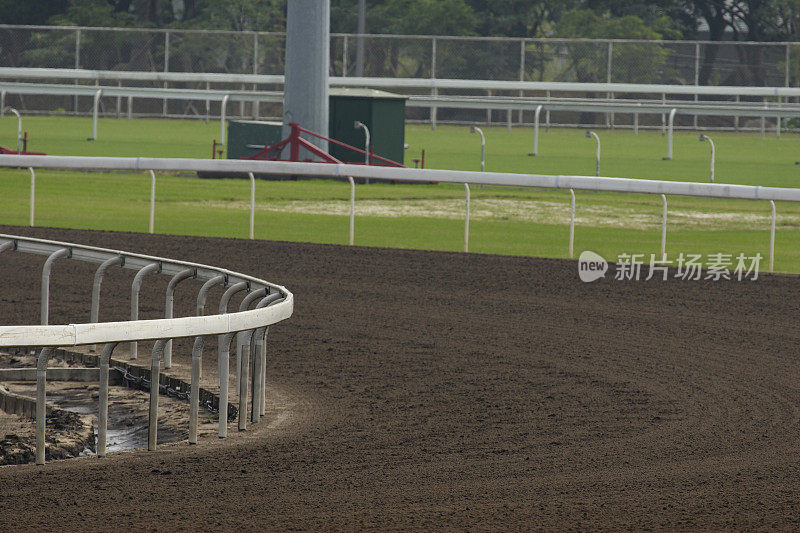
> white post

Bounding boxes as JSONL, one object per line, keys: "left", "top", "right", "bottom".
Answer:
{"left": 569, "top": 189, "right": 575, "bottom": 259}
{"left": 29, "top": 167, "right": 35, "bottom": 227}
{"left": 220, "top": 94, "right": 230, "bottom": 144}
{"left": 529, "top": 105, "right": 542, "bottom": 156}
{"left": 660, "top": 194, "right": 667, "bottom": 261}
{"left": 348, "top": 176, "right": 355, "bottom": 245}
{"left": 586, "top": 130, "right": 600, "bottom": 177}
{"left": 91, "top": 89, "right": 102, "bottom": 140}
{"left": 3, "top": 107, "right": 21, "bottom": 153}
{"left": 699, "top": 134, "right": 715, "bottom": 183}
{"left": 666, "top": 108, "right": 676, "bottom": 160}
{"left": 470, "top": 125, "right": 485, "bottom": 172}
{"left": 354, "top": 121, "right": 370, "bottom": 165}
{"left": 248, "top": 172, "right": 255, "bottom": 239}
{"left": 148, "top": 170, "right": 155, "bottom": 233}
{"left": 464, "top": 183, "right": 470, "bottom": 253}
{"left": 127, "top": 96, "right": 133, "bottom": 121}
{"left": 769, "top": 200, "right": 776, "bottom": 273}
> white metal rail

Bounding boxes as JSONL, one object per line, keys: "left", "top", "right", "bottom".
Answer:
{"left": 0, "top": 232, "right": 293, "bottom": 464}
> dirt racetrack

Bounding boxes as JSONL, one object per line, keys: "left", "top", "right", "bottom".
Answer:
{"left": 2, "top": 224, "right": 800, "bottom": 530}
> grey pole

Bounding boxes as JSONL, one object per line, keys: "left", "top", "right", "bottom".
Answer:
{"left": 130, "top": 262, "right": 160, "bottom": 359}
{"left": 28, "top": 167, "right": 34, "bottom": 226}
{"left": 148, "top": 170, "right": 156, "bottom": 233}
{"left": 283, "top": 0, "right": 330, "bottom": 155}
{"left": 248, "top": 172, "right": 255, "bottom": 239}
{"left": 220, "top": 94, "right": 229, "bottom": 144}
{"left": 470, "top": 125, "right": 485, "bottom": 172}
{"left": 769, "top": 200, "right": 776, "bottom": 273}
{"left": 464, "top": 183, "right": 470, "bottom": 253}
{"left": 699, "top": 134, "right": 715, "bottom": 183}
{"left": 189, "top": 335, "right": 204, "bottom": 444}
{"left": 148, "top": 339, "right": 167, "bottom": 451}
{"left": 90, "top": 255, "right": 124, "bottom": 352}
{"left": 91, "top": 89, "right": 102, "bottom": 140}
{"left": 666, "top": 108, "right": 677, "bottom": 160}
{"left": 35, "top": 347, "right": 54, "bottom": 465}
{"left": 236, "top": 288, "right": 267, "bottom": 399}
{"left": 3, "top": 107, "right": 21, "bottom": 153}
{"left": 41, "top": 248, "right": 70, "bottom": 325}
{"left": 354, "top": 121, "right": 370, "bottom": 165}
{"left": 585, "top": 130, "right": 600, "bottom": 177}
{"left": 164, "top": 267, "right": 195, "bottom": 368}
{"left": 569, "top": 189, "right": 575, "bottom": 259}
{"left": 97, "top": 342, "right": 119, "bottom": 458}
{"left": 195, "top": 274, "right": 226, "bottom": 379}
{"left": 660, "top": 194, "right": 668, "bottom": 261}
{"left": 348, "top": 176, "right": 355, "bottom": 245}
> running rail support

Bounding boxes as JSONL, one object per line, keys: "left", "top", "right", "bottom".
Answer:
{"left": 220, "top": 94, "right": 230, "bottom": 144}
{"left": 148, "top": 170, "right": 156, "bottom": 233}
{"left": 148, "top": 339, "right": 168, "bottom": 451}
{"left": 3, "top": 106, "right": 21, "bottom": 153}
{"left": 348, "top": 176, "right": 355, "bottom": 245}
{"left": 196, "top": 274, "right": 226, "bottom": 379}
{"left": 28, "top": 167, "right": 34, "bottom": 226}
{"left": 130, "top": 262, "right": 160, "bottom": 359}
{"left": 97, "top": 342, "right": 119, "bottom": 458}
{"left": 164, "top": 267, "right": 195, "bottom": 368}
{"left": 770, "top": 200, "right": 776, "bottom": 273}
{"left": 666, "top": 108, "right": 677, "bottom": 160}
{"left": 530, "top": 105, "right": 542, "bottom": 156}
{"left": 569, "top": 189, "right": 576, "bottom": 259}
{"left": 188, "top": 335, "right": 204, "bottom": 444}
{"left": 91, "top": 89, "right": 102, "bottom": 140}
{"left": 236, "top": 288, "right": 267, "bottom": 401}
{"left": 464, "top": 183, "right": 470, "bottom": 253}
{"left": 217, "top": 281, "right": 249, "bottom": 438}
{"left": 660, "top": 194, "right": 668, "bottom": 261}
{"left": 248, "top": 172, "right": 255, "bottom": 239}
{"left": 41, "top": 248, "right": 70, "bottom": 325}
{"left": 90, "top": 255, "right": 124, "bottom": 353}
{"left": 35, "top": 347, "right": 54, "bottom": 465}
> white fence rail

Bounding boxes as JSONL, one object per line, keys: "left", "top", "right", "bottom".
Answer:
{"left": 0, "top": 231, "right": 293, "bottom": 464}
{"left": 0, "top": 154, "right": 788, "bottom": 271}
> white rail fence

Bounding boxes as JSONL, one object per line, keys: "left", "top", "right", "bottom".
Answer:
{"left": 0, "top": 231, "right": 293, "bottom": 464}
{"left": 0, "top": 155, "right": 790, "bottom": 272}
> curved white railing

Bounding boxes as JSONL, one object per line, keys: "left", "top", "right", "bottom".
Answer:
{"left": 0, "top": 233, "right": 293, "bottom": 464}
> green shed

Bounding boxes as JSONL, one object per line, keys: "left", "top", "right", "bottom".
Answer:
{"left": 226, "top": 120, "right": 284, "bottom": 159}
{"left": 329, "top": 88, "right": 407, "bottom": 165}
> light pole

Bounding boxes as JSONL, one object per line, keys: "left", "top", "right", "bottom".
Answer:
{"left": 585, "top": 130, "right": 600, "bottom": 177}
{"left": 699, "top": 133, "right": 715, "bottom": 183}
{"left": 470, "top": 125, "right": 485, "bottom": 172}
{"left": 354, "top": 120, "right": 370, "bottom": 165}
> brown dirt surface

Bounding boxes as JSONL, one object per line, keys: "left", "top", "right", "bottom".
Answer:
{"left": 1, "top": 224, "right": 800, "bottom": 530}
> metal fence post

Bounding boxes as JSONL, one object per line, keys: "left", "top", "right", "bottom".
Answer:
{"left": 41, "top": 248, "right": 70, "bottom": 325}
{"left": 35, "top": 347, "right": 54, "bottom": 465}
{"left": 519, "top": 38, "right": 525, "bottom": 124}
{"left": 769, "top": 200, "right": 776, "bottom": 273}
{"left": 189, "top": 335, "right": 204, "bottom": 444}
{"left": 97, "top": 342, "right": 119, "bottom": 458}
{"left": 529, "top": 105, "right": 542, "bottom": 156}
{"left": 164, "top": 268, "right": 195, "bottom": 368}
{"left": 74, "top": 29, "right": 80, "bottom": 114}
{"left": 660, "top": 194, "right": 667, "bottom": 261}
{"left": 148, "top": 339, "right": 167, "bottom": 451}
{"left": 694, "top": 43, "right": 700, "bottom": 129}
{"left": 464, "top": 183, "right": 470, "bottom": 253}
{"left": 148, "top": 170, "right": 156, "bottom": 233}
{"left": 348, "top": 176, "right": 355, "bottom": 245}
{"left": 162, "top": 31, "right": 169, "bottom": 117}
{"left": 569, "top": 189, "right": 575, "bottom": 259}
{"left": 236, "top": 289, "right": 267, "bottom": 398}
{"left": 431, "top": 37, "right": 437, "bottom": 130}
{"left": 90, "top": 255, "right": 124, "bottom": 353}
{"left": 220, "top": 94, "right": 230, "bottom": 144}
{"left": 91, "top": 89, "right": 102, "bottom": 140}
{"left": 666, "top": 108, "right": 677, "bottom": 160}
{"left": 196, "top": 274, "right": 226, "bottom": 379}
{"left": 606, "top": 41, "right": 613, "bottom": 128}
{"left": 248, "top": 172, "right": 255, "bottom": 239}
{"left": 130, "top": 262, "right": 160, "bottom": 359}
{"left": 342, "top": 34, "right": 348, "bottom": 76}
{"left": 217, "top": 281, "right": 249, "bottom": 438}
{"left": 29, "top": 167, "right": 35, "bottom": 226}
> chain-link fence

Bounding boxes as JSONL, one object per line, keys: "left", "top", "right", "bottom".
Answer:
{"left": 0, "top": 25, "right": 797, "bottom": 129}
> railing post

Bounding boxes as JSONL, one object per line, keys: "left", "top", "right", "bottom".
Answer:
{"left": 248, "top": 172, "right": 255, "bottom": 239}
{"left": 259, "top": 328, "right": 269, "bottom": 416}
{"left": 239, "top": 329, "right": 254, "bottom": 431}
{"left": 3, "top": 107, "right": 22, "bottom": 154}
{"left": 220, "top": 94, "right": 230, "bottom": 144}
{"left": 35, "top": 347, "right": 54, "bottom": 465}
{"left": 196, "top": 274, "right": 226, "bottom": 378}
{"left": 41, "top": 248, "right": 70, "bottom": 325}
{"left": 130, "top": 262, "right": 160, "bottom": 359}
{"left": 252, "top": 327, "right": 266, "bottom": 423}
{"left": 464, "top": 183, "right": 470, "bottom": 253}
{"left": 28, "top": 167, "right": 35, "bottom": 226}
{"left": 660, "top": 194, "right": 667, "bottom": 261}
{"left": 217, "top": 281, "right": 249, "bottom": 438}
{"left": 770, "top": 200, "right": 776, "bottom": 273}
{"left": 97, "top": 342, "right": 119, "bottom": 458}
{"left": 91, "top": 89, "right": 102, "bottom": 140}
{"left": 148, "top": 170, "right": 156, "bottom": 234}
{"left": 236, "top": 289, "right": 267, "bottom": 398}
{"left": 348, "top": 176, "right": 355, "bottom": 245}
{"left": 666, "top": 108, "right": 676, "bottom": 160}
{"left": 90, "top": 255, "right": 124, "bottom": 353}
{"left": 569, "top": 189, "right": 576, "bottom": 259}
{"left": 127, "top": 96, "right": 133, "bottom": 121}
{"left": 148, "top": 339, "right": 167, "bottom": 451}
{"left": 164, "top": 268, "right": 195, "bottom": 368}
{"left": 529, "top": 105, "right": 542, "bottom": 156}
{"left": 189, "top": 335, "right": 204, "bottom": 444}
